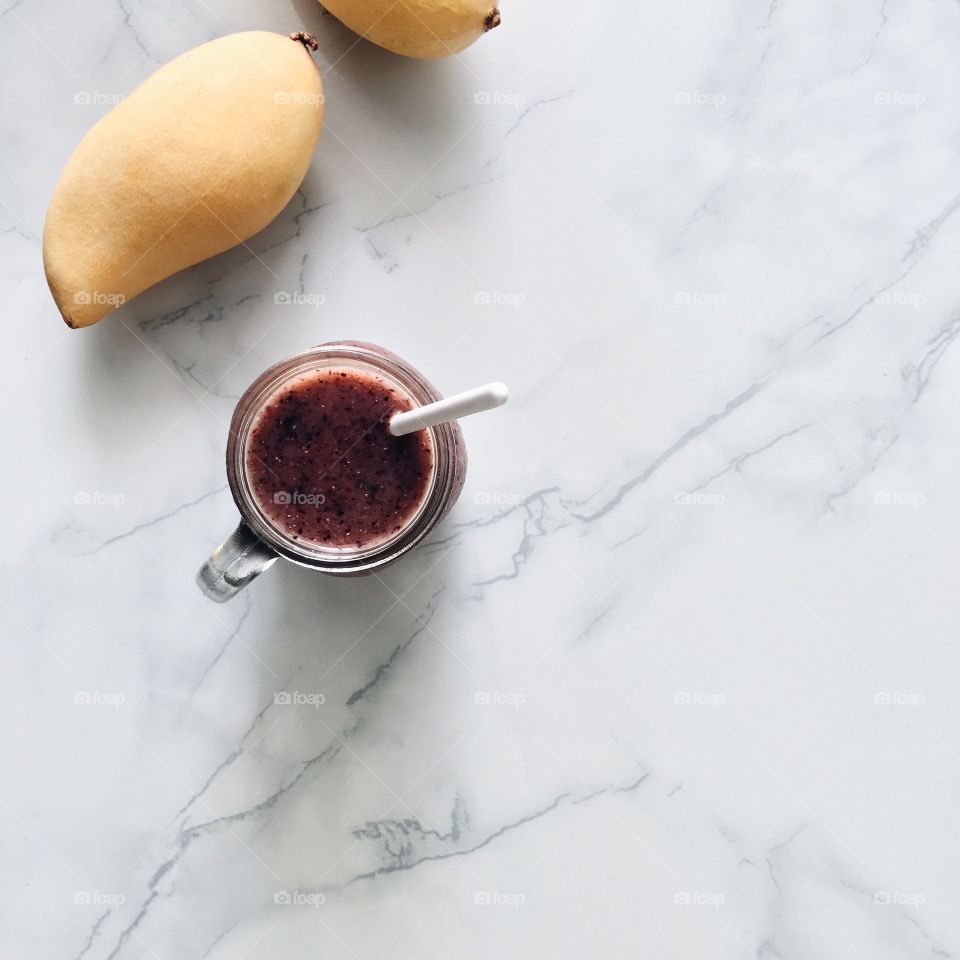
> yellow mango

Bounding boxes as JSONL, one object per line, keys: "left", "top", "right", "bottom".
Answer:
{"left": 321, "top": 0, "right": 501, "bottom": 59}
{"left": 43, "top": 31, "right": 324, "bottom": 328}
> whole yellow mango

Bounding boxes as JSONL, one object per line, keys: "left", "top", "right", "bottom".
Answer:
{"left": 320, "top": 0, "right": 501, "bottom": 59}
{"left": 43, "top": 31, "right": 324, "bottom": 328}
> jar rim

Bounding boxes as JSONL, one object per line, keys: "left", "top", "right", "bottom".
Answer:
{"left": 226, "top": 342, "right": 460, "bottom": 573}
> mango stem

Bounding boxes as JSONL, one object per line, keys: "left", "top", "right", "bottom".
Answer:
{"left": 289, "top": 31, "right": 319, "bottom": 51}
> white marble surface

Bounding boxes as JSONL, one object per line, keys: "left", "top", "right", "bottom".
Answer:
{"left": 3, "top": 0, "right": 960, "bottom": 956}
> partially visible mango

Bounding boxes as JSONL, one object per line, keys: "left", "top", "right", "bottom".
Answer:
{"left": 320, "top": 0, "right": 500, "bottom": 59}
{"left": 43, "top": 31, "right": 324, "bottom": 328}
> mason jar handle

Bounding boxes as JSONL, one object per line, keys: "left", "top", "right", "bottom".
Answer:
{"left": 197, "top": 521, "right": 278, "bottom": 602}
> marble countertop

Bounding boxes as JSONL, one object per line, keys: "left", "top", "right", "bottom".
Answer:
{"left": 3, "top": 0, "right": 960, "bottom": 956}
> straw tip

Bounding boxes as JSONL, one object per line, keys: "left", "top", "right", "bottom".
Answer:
{"left": 487, "top": 382, "right": 509, "bottom": 406}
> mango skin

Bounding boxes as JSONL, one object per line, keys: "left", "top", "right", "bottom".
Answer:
{"left": 321, "top": 0, "right": 501, "bottom": 59}
{"left": 43, "top": 32, "right": 324, "bottom": 328}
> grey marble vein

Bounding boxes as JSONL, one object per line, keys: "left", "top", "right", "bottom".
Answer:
{"left": 812, "top": 193, "right": 960, "bottom": 346}
{"left": 188, "top": 594, "right": 253, "bottom": 699}
{"left": 505, "top": 91, "right": 574, "bottom": 138}
{"left": 570, "top": 378, "right": 769, "bottom": 523}
{"left": 183, "top": 736, "right": 348, "bottom": 837}
{"left": 80, "top": 484, "right": 229, "bottom": 555}
{"left": 348, "top": 791, "right": 573, "bottom": 884}
{"left": 690, "top": 421, "right": 816, "bottom": 493}
{"left": 346, "top": 586, "right": 445, "bottom": 706}
{"left": 351, "top": 773, "right": 649, "bottom": 885}
{"left": 69, "top": 910, "right": 110, "bottom": 960}
{"left": 471, "top": 492, "right": 558, "bottom": 588}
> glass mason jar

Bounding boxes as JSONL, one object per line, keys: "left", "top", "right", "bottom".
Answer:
{"left": 197, "top": 341, "right": 467, "bottom": 602}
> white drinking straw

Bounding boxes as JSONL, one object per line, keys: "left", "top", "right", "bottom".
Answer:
{"left": 388, "top": 382, "right": 509, "bottom": 437}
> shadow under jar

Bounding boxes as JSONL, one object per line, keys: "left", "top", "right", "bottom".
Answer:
{"left": 197, "top": 341, "right": 467, "bottom": 602}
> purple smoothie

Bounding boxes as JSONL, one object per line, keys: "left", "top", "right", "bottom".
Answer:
{"left": 245, "top": 368, "right": 432, "bottom": 548}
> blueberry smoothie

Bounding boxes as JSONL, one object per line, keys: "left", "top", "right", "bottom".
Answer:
{"left": 245, "top": 368, "right": 433, "bottom": 548}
